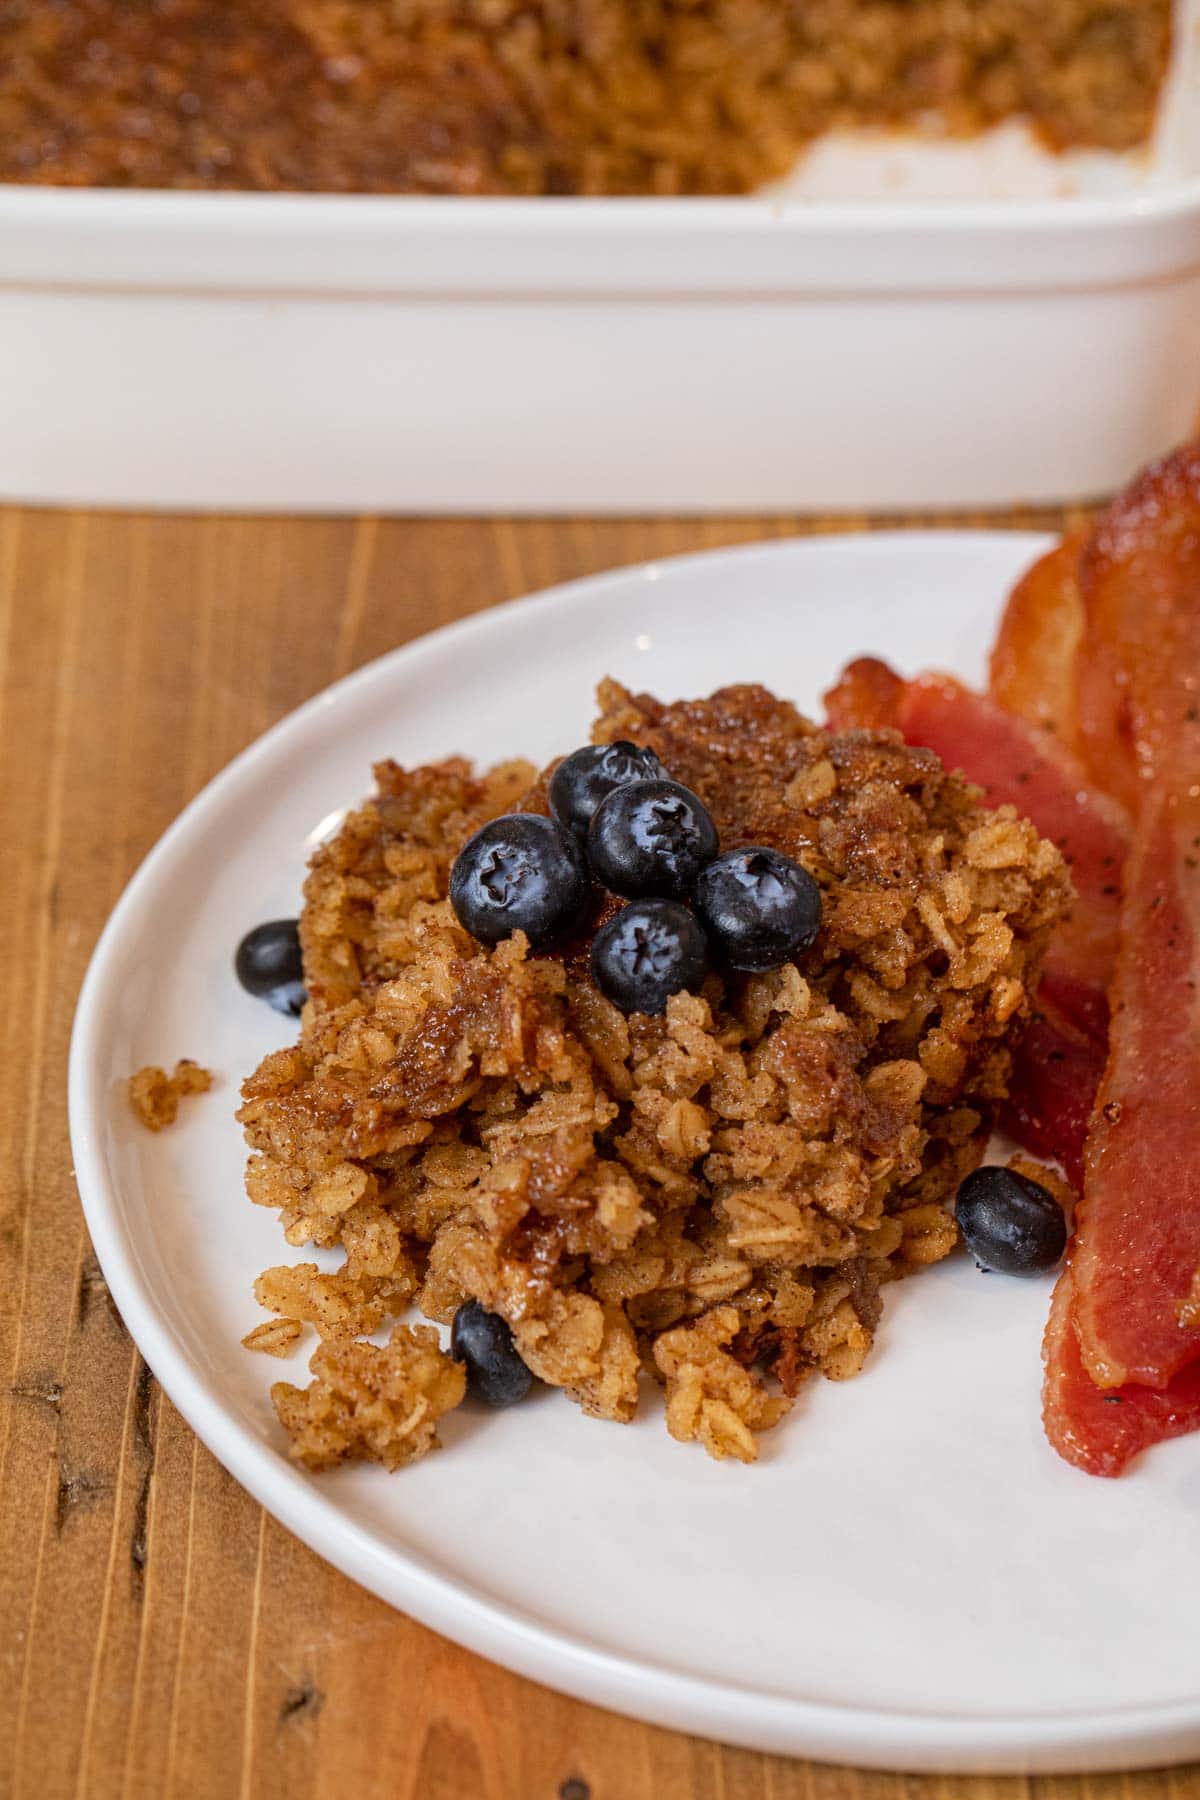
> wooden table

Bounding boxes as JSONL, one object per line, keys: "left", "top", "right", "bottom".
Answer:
{"left": 3, "top": 503, "right": 1193, "bottom": 1800}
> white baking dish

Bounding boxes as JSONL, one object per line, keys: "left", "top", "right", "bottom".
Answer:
{"left": 3, "top": 2, "right": 1199, "bottom": 514}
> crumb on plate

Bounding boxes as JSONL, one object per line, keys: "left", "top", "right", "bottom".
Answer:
{"left": 1006, "top": 1152, "right": 1076, "bottom": 1217}
{"left": 241, "top": 1317, "right": 305, "bottom": 1358}
{"left": 128, "top": 1058, "right": 212, "bottom": 1131}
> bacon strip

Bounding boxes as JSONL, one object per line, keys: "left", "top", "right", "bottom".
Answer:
{"left": 1064, "top": 445, "right": 1200, "bottom": 1395}
{"left": 1076, "top": 444, "right": 1200, "bottom": 813}
{"left": 1043, "top": 1266, "right": 1200, "bottom": 1477}
{"left": 1069, "top": 782, "right": 1200, "bottom": 1388}
{"left": 988, "top": 532, "right": 1088, "bottom": 756}
{"left": 998, "top": 998, "right": 1104, "bottom": 1194}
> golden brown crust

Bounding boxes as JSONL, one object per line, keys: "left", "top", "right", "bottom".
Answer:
{"left": 240, "top": 681, "right": 1069, "bottom": 1469}
{"left": 0, "top": 0, "right": 1171, "bottom": 194}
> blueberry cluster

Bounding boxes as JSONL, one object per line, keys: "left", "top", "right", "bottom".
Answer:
{"left": 450, "top": 739, "right": 824, "bottom": 1016}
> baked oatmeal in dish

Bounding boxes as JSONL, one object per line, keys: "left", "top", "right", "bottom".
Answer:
{"left": 0, "top": 0, "right": 1171, "bottom": 194}
{"left": 238, "top": 680, "right": 1068, "bottom": 1471}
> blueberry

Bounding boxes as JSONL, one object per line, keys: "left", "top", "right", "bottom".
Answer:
{"left": 590, "top": 899, "right": 708, "bottom": 1015}
{"left": 955, "top": 1166, "right": 1067, "bottom": 1275}
{"left": 694, "top": 845, "right": 823, "bottom": 973}
{"left": 451, "top": 1300, "right": 533, "bottom": 1407}
{"left": 587, "top": 778, "right": 718, "bottom": 900}
{"left": 450, "top": 813, "right": 588, "bottom": 949}
{"left": 235, "top": 919, "right": 307, "bottom": 1016}
{"left": 549, "top": 740, "right": 667, "bottom": 841}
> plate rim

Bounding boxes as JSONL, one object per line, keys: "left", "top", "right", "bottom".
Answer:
{"left": 68, "top": 530, "right": 1200, "bottom": 1774}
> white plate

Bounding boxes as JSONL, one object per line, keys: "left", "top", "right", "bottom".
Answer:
{"left": 69, "top": 534, "right": 1200, "bottom": 1775}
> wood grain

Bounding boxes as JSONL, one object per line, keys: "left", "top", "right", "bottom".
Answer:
{"left": 2, "top": 503, "right": 1195, "bottom": 1800}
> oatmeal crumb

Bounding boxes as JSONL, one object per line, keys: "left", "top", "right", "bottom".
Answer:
{"left": 242, "top": 1318, "right": 305, "bottom": 1358}
{"left": 1007, "top": 1154, "right": 1076, "bottom": 1216}
{"left": 128, "top": 1059, "right": 212, "bottom": 1131}
{"left": 271, "top": 1324, "right": 466, "bottom": 1471}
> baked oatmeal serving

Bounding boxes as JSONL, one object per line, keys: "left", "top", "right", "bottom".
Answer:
{"left": 237, "top": 679, "right": 1068, "bottom": 1471}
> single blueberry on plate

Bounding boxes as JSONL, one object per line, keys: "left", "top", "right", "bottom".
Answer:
{"left": 235, "top": 919, "right": 307, "bottom": 1016}
{"left": 587, "top": 778, "right": 718, "bottom": 900}
{"left": 548, "top": 740, "right": 666, "bottom": 841}
{"left": 955, "top": 1166, "right": 1067, "bottom": 1275}
{"left": 450, "top": 813, "right": 588, "bottom": 950}
{"left": 451, "top": 1300, "right": 534, "bottom": 1407}
{"left": 694, "top": 845, "right": 823, "bottom": 973}
{"left": 590, "top": 899, "right": 708, "bottom": 1015}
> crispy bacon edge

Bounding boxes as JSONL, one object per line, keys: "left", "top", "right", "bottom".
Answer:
{"left": 1043, "top": 1266, "right": 1200, "bottom": 1477}
{"left": 988, "top": 530, "right": 1088, "bottom": 755}
{"left": 1068, "top": 782, "right": 1200, "bottom": 1388}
